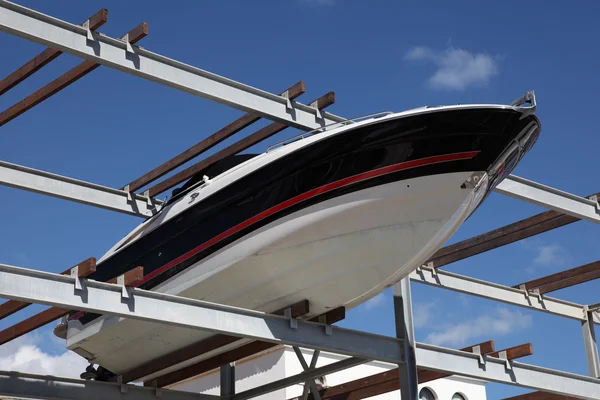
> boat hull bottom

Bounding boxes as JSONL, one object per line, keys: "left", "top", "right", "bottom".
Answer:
{"left": 67, "top": 170, "right": 483, "bottom": 378}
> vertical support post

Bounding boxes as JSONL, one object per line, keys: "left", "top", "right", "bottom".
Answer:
{"left": 582, "top": 309, "right": 600, "bottom": 378}
{"left": 393, "top": 278, "right": 419, "bottom": 400}
{"left": 220, "top": 363, "right": 235, "bottom": 397}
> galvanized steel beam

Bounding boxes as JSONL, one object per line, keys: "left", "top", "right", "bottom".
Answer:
{"left": 0, "top": 0, "right": 344, "bottom": 130}
{"left": 495, "top": 175, "right": 600, "bottom": 224}
{"left": 410, "top": 266, "right": 592, "bottom": 323}
{"left": 0, "top": 160, "right": 163, "bottom": 217}
{"left": 0, "top": 263, "right": 403, "bottom": 364}
{"left": 0, "top": 369, "right": 221, "bottom": 400}
{"left": 416, "top": 343, "right": 600, "bottom": 400}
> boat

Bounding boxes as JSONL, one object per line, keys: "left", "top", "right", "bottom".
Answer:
{"left": 65, "top": 91, "right": 541, "bottom": 381}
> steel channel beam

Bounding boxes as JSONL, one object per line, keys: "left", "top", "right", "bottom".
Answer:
{"left": 232, "top": 357, "right": 366, "bottom": 400}
{"left": 495, "top": 175, "right": 600, "bottom": 224}
{"left": 416, "top": 343, "right": 600, "bottom": 400}
{"left": 393, "top": 278, "right": 418, "bottom": 400}
{"left": 582, "top": 309, "right": 600, "bottom": 378}
{"left": 0, "top": 263, "right": 403, "bottom": 363}
{"left": 0, "top": 160, "right": 162, "bottom": 217}
{"left": 409, "top": 267, "right": 591, "bottom": 322}
{"left": 220, "top": 363, "right": 235, "bottom": 397}
{"left": 0, "top": 369, "right": 221, "bottom": 400}
{"left": 0, "top": 0, "right": 344, "bottom": 130}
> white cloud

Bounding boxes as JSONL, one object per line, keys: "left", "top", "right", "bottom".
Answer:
{"left": 425, "top": 307, "right": 532, "bottom": 347}
{"left": 520, "top": 240, "right": 572, "bottom": 274}
{"left": 363, "top": 292, "right": 386, "bottom": 310}
{"left": 405, "top": 46, "right": 498, "bottom": 90}
{"left": 413, "top": 302, "right": 435, "bottom": 328}
{"left": 533, "top": 243, "right": 565, "bottom": 265}
{"left": 0, "top": 332, "right": 88, "bottom": 378}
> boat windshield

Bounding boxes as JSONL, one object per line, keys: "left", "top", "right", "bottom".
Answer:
{"left": 165, "top": 153, "right": 258, "bottom": 206}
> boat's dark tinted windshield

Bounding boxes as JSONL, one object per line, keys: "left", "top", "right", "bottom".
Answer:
{"left": 167, "top": 153, "right": 258, "bottom": 204}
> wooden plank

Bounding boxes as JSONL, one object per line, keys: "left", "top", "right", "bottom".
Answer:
{"left": 514, "top": 260, "right": 600, "bottom": 291}
{"left": 0, "top": 266, "right": 143, "bottom": 345}
{"left": 0, "top": 8, "right": 108, "bottom": 96}
{"left": 0, "top": 22, "right": 148, "bottom": 127}
{"left": 123, "top": 300, "right": 311, "bottom": 384}
{"left": 146, "top": 306, "right": 345, "bottom": 387}
{"left": 0, "top": 257, "right": 96, "bottom": 320}
{"left": 304, "top": 341, "right": 496, "bottom": 400}
{"left": 146, "top": 92, "right": 336, "bottom": 197}
{"left": 536, "top": 269, "right": 600, "bottom": 294}
{"left": 122, "top": 81, "right": 306, "bottom": 192}
{"left": 322, "top": 343, "right": 531, "bottom": 400}
{"left": 428, "top": 210, "right": 582, "bottom": 268}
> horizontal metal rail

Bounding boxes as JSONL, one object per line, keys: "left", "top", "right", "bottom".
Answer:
{"left": 495, "top": 175, "right": 600, "bottom": 224}
{"left": 0, "top": 160, "right": 162, "bottom": 217}
{"left": 0, "top": 263, "right": 598, "bottom": 398}
{"left": 0, "top": 263, "right": 403, "bottom": 364}
{"left": 416, "top": 343, "right": 600, "bottom": 400}
{"left": 0, "top": 369, "right": 221, "bottom": 400}
{"left": 0, "top": 0, "right": 344, "bottom": 131}
{"left": 409, "top": 266, "right": 599, "bottom": 324}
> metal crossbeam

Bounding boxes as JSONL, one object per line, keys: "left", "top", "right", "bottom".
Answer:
{"left": 416, "top": 343, "right": 600, "bottom": 400}
{"left": 0, "top": 262, "right": 600, "bottom": 398}
{"left": 232, "top": 357, "right": 365, "bottom": 400}
{"left": 0, "top": 369, "right": 221, "bottom": 400}
{"left": 495, "top": 175, "right": 600, "bottom": 224}
{"left": 0, "top": 160, "right": 162, "bottom": 217}
{"left": 0, "top": 263, "right": 403, "bottom": 363}
{"left": 0, "top": 0, "right": 344, "bottom": 130}
{"left": 410, "top": 266, "right": 597, "bottom": 323}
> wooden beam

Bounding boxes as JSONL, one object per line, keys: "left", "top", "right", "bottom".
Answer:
{"left": 427, "top": 207, "right": 585, "bottom": 268}
{"left": 0, "top": 257, "right": 96, "bottom": 320}
{"left": 145, "top": 306, "right": 345, "bottom": 388}
{"left": 513, "top": 261, "right": 600, "bottom": 290}
{"left": 536, "top": 269, "right": 600, "bottom": 294}
{"left": 123, "top": 300, "right": 311, "bottom": 384}
{"left": 503, "top": 391, "right": 581, "bottom": 399}
{"left": 320, "top": 343, "right": 531, "bottom": 400}
{"left": 0, "top": 22, "right": 148, "bottom": 127}
{"left": 0, "top": 266, "right": 143, "bottom": 345}
{"left": 146, "top": 92, "right": 336, "bottom": 197}
{"left": 0, "top": 8, "right": 108, "bottom": 96}
{"left": 299, "top": 341, "right": 497, "bottom": 400}
{"left": 122, "top": 81, "right": 307, "bottom": 192}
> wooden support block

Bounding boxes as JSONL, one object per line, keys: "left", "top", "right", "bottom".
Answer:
{"left": 107, "top": 266, "right": 145, "bottom": 286}
{"left": 310, "top": 306, "right": 345, "bottom": 324}
{"left": 124, "top": 299, "right": 311, "bottom": 384}
{"left": 0, "top": 265, "right": 141, "bottom": 345}
{"left": 147, "top": 92, "right": 336, "bottom": 197}
{"left": 0, "top": 257, "right": 96, "bottom": 320}
{"left": 514, "top": 260, "right": 600, "bottom": 293}
{"left": 0, "top": 22, "right": 148, "bottom": 127}
{"left": 488, "top": 343, "right": 534, "bottom": 360}
{"left": 0, "top": 8, "right": 108, "bottom": 96}
{"left": 123, "top": 81, "right": 306, "bottom": 192}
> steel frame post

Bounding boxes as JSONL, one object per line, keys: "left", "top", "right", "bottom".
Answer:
{"left": 582, "top": 308, "right": 600, "bottom": 378}
{"left": 393, "top": 278, "right": 419, "bottom": 400}
{"left": 220, "top": 363, "right": 235, "bottom": 397}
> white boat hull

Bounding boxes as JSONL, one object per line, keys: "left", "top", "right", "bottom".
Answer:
{"left": 67, "top": 170, "right": 484, "bottom": 377}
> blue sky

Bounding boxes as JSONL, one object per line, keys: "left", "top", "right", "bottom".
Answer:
{"left": 1, "top": 0, "right": 600, "bottom": 398}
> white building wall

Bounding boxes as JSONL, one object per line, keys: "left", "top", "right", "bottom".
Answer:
{"left": 169, "top": 345, "right": 486, "bottom": 400}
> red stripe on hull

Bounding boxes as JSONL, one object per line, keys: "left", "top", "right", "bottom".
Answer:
{"left": 71, "top": 150, "right": 478, "bottom": 321}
